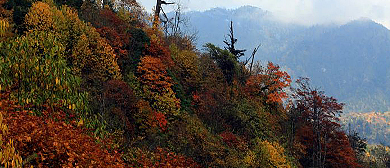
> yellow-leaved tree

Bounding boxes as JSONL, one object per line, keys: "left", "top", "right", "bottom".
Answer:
{"left": 24, "top": 1, "right": 54, "bottom": 31}
{"left": 169, "top": 44, "right": 200, "bottom": 93}
{"left": 24, "top": 1, "right": 121, "bottom": 83}
{"left": 13, "top": 1, "right": 122, "bottom": 136}
{"left": 244, "top": 139, "right": 292, "bottom": 168}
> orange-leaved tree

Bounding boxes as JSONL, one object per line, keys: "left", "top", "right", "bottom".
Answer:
{"left": 245, "top": 62, "right": 291, "bottom": 104}
{"left": 144, "top": 27, "right": 174, "bottom": 68}
{"left": 1, "top": 92, "right": 126, "bottom": 167}
{"left": 136, "top": 56, "right": 180, "bottom": 130}
{"left": 24, "top": 1, "right": 54, "bottom": 31}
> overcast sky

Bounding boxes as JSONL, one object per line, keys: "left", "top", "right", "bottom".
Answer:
{"left": 138, "top": 0, "right": 390, "bottom": 29}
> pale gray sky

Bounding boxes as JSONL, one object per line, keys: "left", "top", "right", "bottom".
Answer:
{"left": 138, "top": 0, "right": 390, "bottom": 29}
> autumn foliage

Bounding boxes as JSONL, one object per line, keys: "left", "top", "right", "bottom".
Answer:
{"left": 137, "top": 56, "right": 181, "bottom": 120}
{"left": 137, "top": 56, "right": 173, "bottom": 92}
{"left": 291, "top": 78, "right": 360, "bottom": 168}
{"left": 24, "top": 2, "right": 53, "bottom": 31}
{"left": 0, "top": 102, "right": 22, "bottom": 168}
{"left": 144, "top": 27, "right": 174, "bottom": 67}
{"left": 103, "top": 79, "right": 137, "bottom": 135}
{"left": 125, "top": 147, "right": 200, "bottom": 168}
{"left": 24, "top": 1, "right": 122, "bottom": 83}
{"left": 219, "top": 131, "right": 241, "bottom": 147}
{"left": 0, "top": 0, "right": 363, "bottom": 167}
{"left": 245, "top": 62, "right": 291, "bottom": 104}
{"left": 0, "top": 92, "right": 126, "bottom": 167}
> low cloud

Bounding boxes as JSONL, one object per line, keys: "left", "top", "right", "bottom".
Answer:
{"left": 138, "top": 0, "right": 390, "bottom": 29}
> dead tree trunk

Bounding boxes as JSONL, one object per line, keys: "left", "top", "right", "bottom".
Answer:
{"left": 153, "top": 0, "right": 162, "bottom": 27}
{"left": 153, "top": 0, "right": 174, "bottom": 27}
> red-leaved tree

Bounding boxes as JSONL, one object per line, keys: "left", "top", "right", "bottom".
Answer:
{"left": 291, "top": 78, "right": 359, "bottom": 168}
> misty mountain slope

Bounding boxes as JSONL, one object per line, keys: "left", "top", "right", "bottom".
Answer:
{"left": 185, "top": 6, "right": 304, "bottom": 55}
{"left": 182, "top": 6, "right": 390, "bottom": 113}
{"left": 282, "top": 19, "right": 390, "bottom": 112}
{"left": 341, "top": 111, "right": 390, "bottom": 146}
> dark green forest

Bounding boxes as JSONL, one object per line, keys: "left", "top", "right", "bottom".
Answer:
{"left": 0, "top": 0, "right": 387, "bottom": 167}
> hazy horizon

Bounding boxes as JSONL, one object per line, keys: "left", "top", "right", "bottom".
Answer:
{"left": 138, "top": 0, "right": 390, "bottom": 29}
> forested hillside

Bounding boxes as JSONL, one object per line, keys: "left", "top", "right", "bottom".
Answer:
{"left": 184, "top": 6, "right": 390, "bottom": 113}
{"left": 341, "top": 112, "right": 390, "bottom": 146}
{"left": 0, "top": 0, "right": 381, "bottom": 167}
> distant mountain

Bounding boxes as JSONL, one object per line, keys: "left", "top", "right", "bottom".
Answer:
{"left": 341, "top": 111, "right": 390, "bottom": 146}
{"left": 185, "top": 6, "right": 303, "bottom": 55}
{"left": 182, "top": 6, "right": 390, "bottom": 113}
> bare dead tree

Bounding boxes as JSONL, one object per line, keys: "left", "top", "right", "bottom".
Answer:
{"left": 159, "top": 1, "right": 198, "bottom": 50}
{"left": 161, "top": 3, "right": 185, "bottom": 37}
{"left": 224, "top": 21, "right": 246, "bottom": 60}
{"left": 246, "top": 44, "right": 261, "bottom": 74}
{"left": 153, "top": 0, "right": 174, "bottom": 27}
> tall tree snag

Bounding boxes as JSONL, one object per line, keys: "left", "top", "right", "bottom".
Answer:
{"left": 224, "top": 21, "right": 246, "bottom": 60}
{"left": 153, "top": 0, "right": 174, "bottom": 27}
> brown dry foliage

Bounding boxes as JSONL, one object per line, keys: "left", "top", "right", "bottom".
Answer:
{"left": 0, "top": 92, "right": 127, "bottom": 167}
